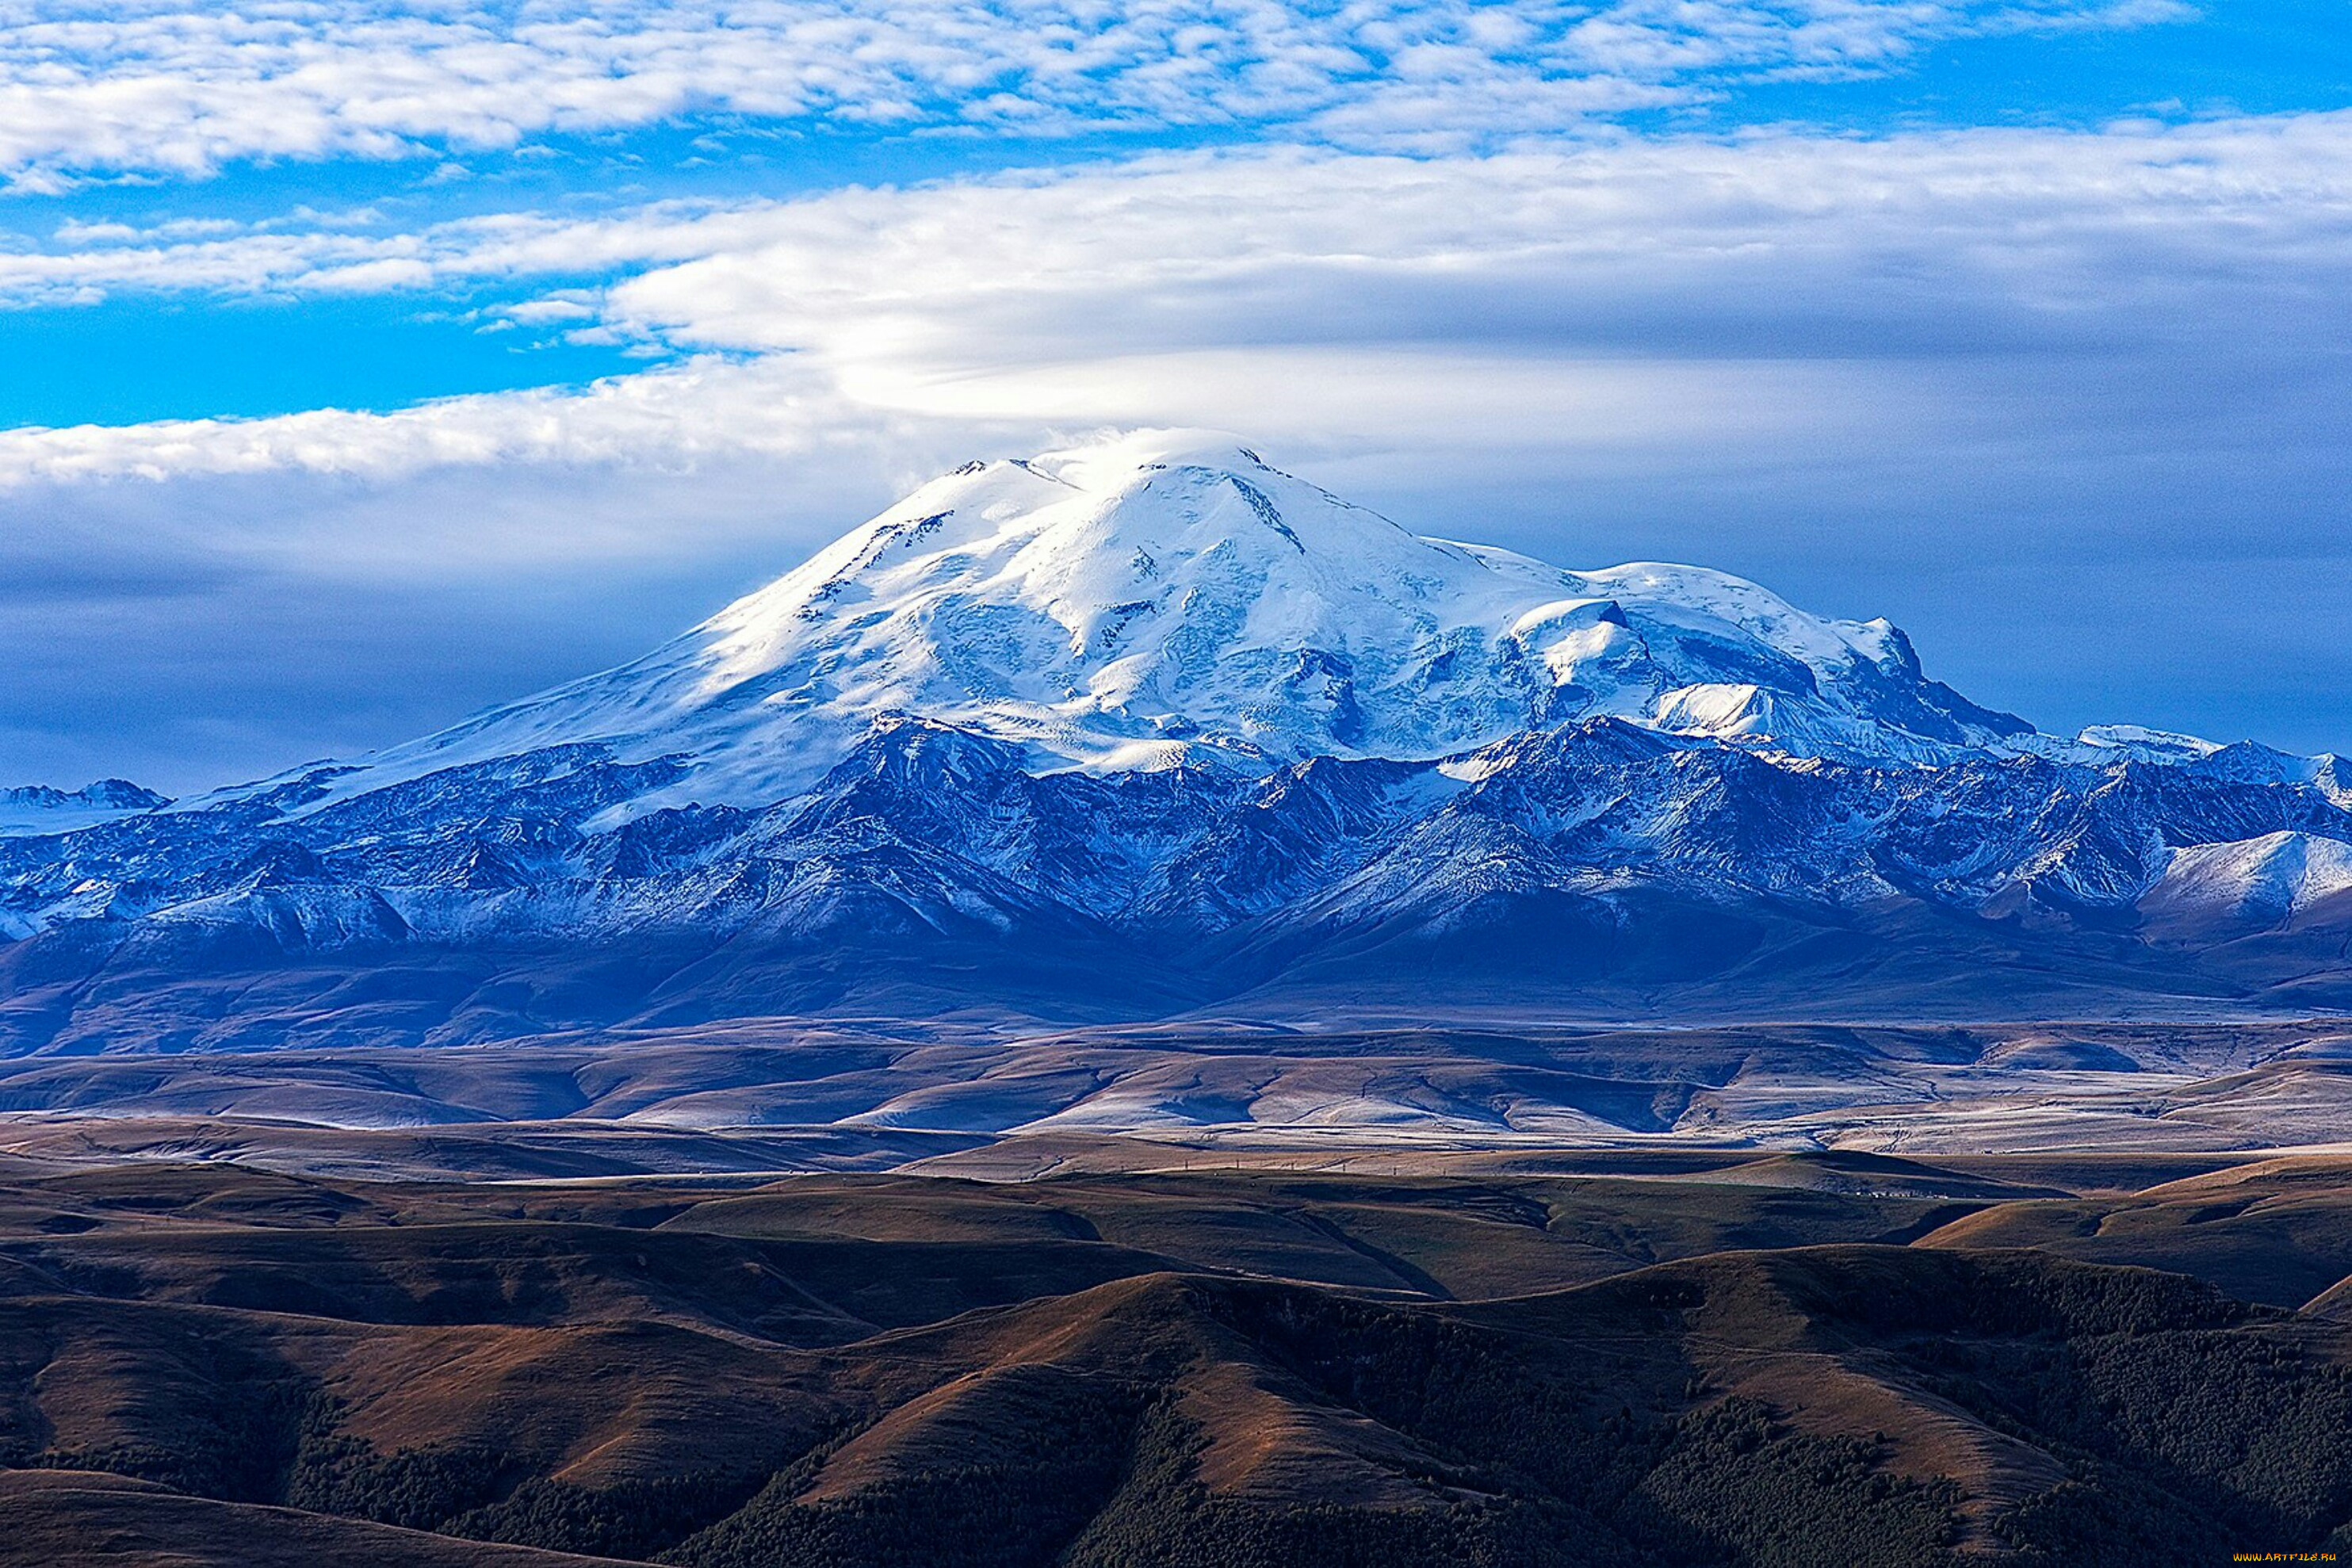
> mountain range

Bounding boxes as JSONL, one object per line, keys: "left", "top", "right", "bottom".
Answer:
{"left": 3, "top": 429, "right": 2350, "bottom": 1056}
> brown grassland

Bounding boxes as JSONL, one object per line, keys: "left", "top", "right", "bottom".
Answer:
{"left": 4, "top": 1135, "right": 2352, "bottom": 1564}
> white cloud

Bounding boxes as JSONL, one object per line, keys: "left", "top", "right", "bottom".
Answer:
{"left": 2, "top": 110, "right": 2345, "bottom": 666}
{"left": 0, "top": 346, "right": 1891, "bottom": 499}
{"left": 586, "top": 114, "right": 2352, "bottom": 369}
{"left": 0, "top": 0, "right": 2189, "bottom": 182}
{"left": 6, "top": 105, "right": 2348, "bottom": 326}
{"left": 4, "top": 110, "right": 2348, "bottom": 458}
{"left": 0, "top": 354, "right": 848, "bottom": 489}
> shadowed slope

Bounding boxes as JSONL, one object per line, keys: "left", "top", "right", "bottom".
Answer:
{"left": 6, "top": 1160, "right": 2352, "bottom": 1566}
{"left": 0, "top": 1469, "right": 637, "bottom": 1568}
{"left": 1920, "top": 1153, "right": 2352, "bottom": 1309}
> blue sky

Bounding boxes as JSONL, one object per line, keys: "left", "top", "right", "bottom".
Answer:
{"left": 2, "top": 0, "right": 2350, "bottom": 789}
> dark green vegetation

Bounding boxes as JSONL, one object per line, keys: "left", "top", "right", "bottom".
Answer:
{"left": 5, "top": 1149, "right": 2352, "bottom": 1565}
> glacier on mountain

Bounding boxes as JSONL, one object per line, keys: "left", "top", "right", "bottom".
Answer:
{"left": 289, "top": 430, "right": 2036, "bottom": 817}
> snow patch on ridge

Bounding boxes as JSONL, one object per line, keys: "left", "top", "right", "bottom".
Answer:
{"left": 0, "top": 779, "right": 172, "bottom": 837}
{"left": 2144, "top": 833, "right": 2352, "bottom": 924}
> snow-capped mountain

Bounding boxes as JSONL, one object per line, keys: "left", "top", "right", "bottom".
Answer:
{"left": 0, "top": 778, "right": 170, "bottom": 836}
{"left": 1, "top": 429, "right": 2348, "bottom": 1048}
{"left": 309, "top": 430, "right": 2031, "bottom": 816}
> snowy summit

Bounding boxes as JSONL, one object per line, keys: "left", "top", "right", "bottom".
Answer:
{"left": 361, "top": 429, "right": 2039, "bottom": 809}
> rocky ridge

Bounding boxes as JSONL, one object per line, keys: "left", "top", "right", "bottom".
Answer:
{"left": 2, "top": 430, "right": 2347, "bottom": 1039}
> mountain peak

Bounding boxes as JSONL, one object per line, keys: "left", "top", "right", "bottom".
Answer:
{"left": 1022, "top": 426, "right": 1272, "bottom": 488}
{"left": 0, "top": 778, "right": 172, "bottom": 836}
{"left": 338, "top": 432, "right": 2043, "bottom": 812}
{"left": 10, "top": 434, "right": 2352, "bottom": 1029}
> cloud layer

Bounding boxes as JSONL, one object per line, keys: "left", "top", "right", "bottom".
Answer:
{"left": 14, "top": 109, "right": 2352, "bottom": 453}
{"left": 0, "top": 0, "right": 2182, "bottom": 184}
